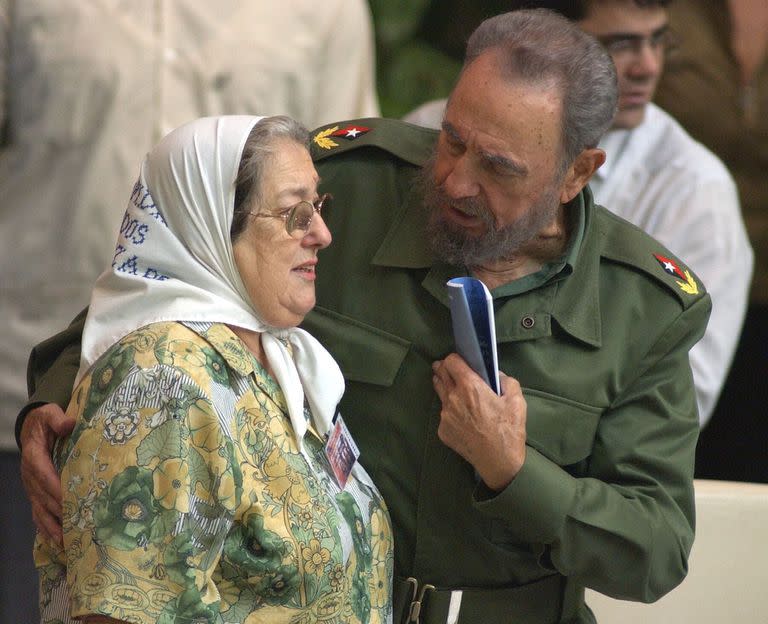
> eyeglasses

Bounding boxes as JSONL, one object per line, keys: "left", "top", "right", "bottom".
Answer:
{"left": 249, "top": 193, "right": 332, "bottom": 238}
{"left": 596, "top": 27, "right": 679, "bottom": 59}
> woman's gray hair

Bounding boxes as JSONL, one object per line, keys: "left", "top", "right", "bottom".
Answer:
{"left": 464, "top": 8, "right": 618, "bottom": 170}
{"left": 231, "top": 115, "right": 310, "bottom": 240}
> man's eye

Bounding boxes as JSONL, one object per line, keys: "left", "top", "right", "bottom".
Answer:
{"left": 598, "top": 36, "right": 635, "bottom": 53}
{"left": 482, "top": 157, "right": 520, "bottom": 178}
{"left": 607, "top": 39, "right": 633, "bottom": 52}
{"left": 445, "top": 138, "right": 463, "bottom": 154}
{"left": 491, "top": 166, "right": 518, "bottom": 180}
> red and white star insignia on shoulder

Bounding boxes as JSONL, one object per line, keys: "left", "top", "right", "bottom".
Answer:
{"left": 330, "top": 125, "right": 371, "bottom": 140}
{"left": 654, "top": 254, "right": 685, "bottom": 280}
{"left": 654, "top": 254, "right": 699, "bottom": 295}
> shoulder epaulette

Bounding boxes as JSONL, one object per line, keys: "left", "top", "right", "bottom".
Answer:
{"left": 596, "top": 206, "right": 707, "bottom": 310}
{"left": 310, "top": 118, "right": 438, "bottom": 167}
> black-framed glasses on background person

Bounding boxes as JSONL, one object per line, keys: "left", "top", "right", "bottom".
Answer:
{"left": 250, "top": 193, "right": 332, "bottom": 238}
{"left": 596, "top": 26, "right": 680, "bottom": 59}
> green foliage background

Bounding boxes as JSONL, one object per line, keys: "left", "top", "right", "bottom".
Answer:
{"left": 367, "top": 0, "right": 518, "bottom": 118}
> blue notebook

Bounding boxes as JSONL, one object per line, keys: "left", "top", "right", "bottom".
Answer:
{"left": 446, "top": 277, "right": 501, "bottom": 395}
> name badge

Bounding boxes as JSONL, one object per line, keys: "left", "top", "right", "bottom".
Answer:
{"left": 324, "top": 413, "right": 360, "bottom": 489}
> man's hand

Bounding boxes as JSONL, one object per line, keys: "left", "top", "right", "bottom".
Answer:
{"left": 432, "top": 354, "right": 527, "bottom": 491}
{"left": 19, "top": 404, "right": 75, "bottom": 544}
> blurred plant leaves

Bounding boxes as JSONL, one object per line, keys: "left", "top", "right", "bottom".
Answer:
{"left": 368, "top": 0, "right": 512, "bottom": 118}
{"left": 378, "top": 42, "right": 460, "bottom": 119}
{"left": 368, "top": 0, "right": 432, "bottom": 47}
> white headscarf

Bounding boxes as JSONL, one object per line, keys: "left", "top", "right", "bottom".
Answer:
{"left": 76, "top": 115, "right": 345, "bottom": 458}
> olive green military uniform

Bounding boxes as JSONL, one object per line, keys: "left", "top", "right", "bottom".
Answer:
{"left": 21, "top": 119, "right": 710, "bottom": 623}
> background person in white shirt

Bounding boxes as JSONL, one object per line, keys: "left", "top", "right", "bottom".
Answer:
{"left": 405, "top": 0, "right": 753, "bottom": 429}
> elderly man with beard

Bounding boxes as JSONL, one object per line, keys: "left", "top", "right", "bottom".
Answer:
{"left": 19, "top": 9, "right": 709, "bottom": 624}
{"left": 406, "top": 0, "right": 752, "bottom": 430}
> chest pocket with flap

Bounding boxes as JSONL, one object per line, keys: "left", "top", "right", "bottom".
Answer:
{"left": 302, "top": 306, "right": 410, "bottom": 387}
{"left": 523, "top": 388, "right": 603, "bottom": 467}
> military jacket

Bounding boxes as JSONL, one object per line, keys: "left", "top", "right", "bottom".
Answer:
{"left": 305, "top": 119, "right": 710, "bottom": 614}
{"left": 25, "top": 119, "right": 711, "bottom": 622}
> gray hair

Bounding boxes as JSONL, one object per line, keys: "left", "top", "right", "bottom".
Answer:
{"left": 463, "top": 8, "right": 618, "bottom": 169}
{"left": 231, "top": 115, "right": 310, "bottom": 241}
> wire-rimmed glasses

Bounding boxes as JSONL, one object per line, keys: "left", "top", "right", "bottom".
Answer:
{"left": 249, "top": 193, "right": 332, "bottom": 238}
{"left": 596, "top": 27, "right": 679, "bottom": 60}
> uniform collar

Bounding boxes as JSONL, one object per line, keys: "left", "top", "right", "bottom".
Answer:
{"left": 370, "top": 186, "right": 602, "bottom": 348}
{"left": 372, "top": 182, "right": 435, "bottom": 268}
{"left": 548, "top": 189, "right": 602, "bottom": 347}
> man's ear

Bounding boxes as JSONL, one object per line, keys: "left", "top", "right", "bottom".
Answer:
{"left": 559, "top": 148, "right": 606, "bottom": 204}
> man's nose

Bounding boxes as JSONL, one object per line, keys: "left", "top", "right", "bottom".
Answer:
{"left": 441, "top": 154, "right": 480, "bottom": 199}
{"left": 627, "top": 40, "right": 664, "bottom": 78}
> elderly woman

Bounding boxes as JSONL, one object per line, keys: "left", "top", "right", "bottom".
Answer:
{"left": 34, "top": 116, "right": 393, "bottom": 624}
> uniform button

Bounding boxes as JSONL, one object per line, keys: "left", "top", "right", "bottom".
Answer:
{"left": 521, "top": 315, "right": 535, "bottom": 329}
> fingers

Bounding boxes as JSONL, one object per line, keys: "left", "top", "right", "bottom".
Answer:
{"left": 50, "top": 410, "right": 76, "bottom": 437}
{"left": 432, "top": 359, "right": 451, "bottom": 402}
{"left": 499, "top": 373, "right": 521, "bottom": 400}
{"left": 30, "top": 495, "right": 63, "bottom": 544}
{"left": 19, "top": 404, "right": 72, "bottom": 545}
{"left": 19, "top": 403, "right": 70, "bottom": 446}
{"left": 432, "top": 353, "right": 487, "bottom": 396}
{"left": 432, "top": 363, "right": 528, "bottom": 489}
{"left": 21, "top": 441, "right": 64, "bottom": 544}
{"left": 435, "top": 353, "right": 474, "bottom": 379}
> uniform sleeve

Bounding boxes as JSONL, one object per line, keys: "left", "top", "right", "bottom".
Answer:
{"left": 474, "top": 294, "right": 711, "bottom": 602}
{"left": 14, "top": 307, "right": 87, "bottom": 449}
{"left": 312, "top": 0, "right": 380, "bottom": 127}
{"left": 58, "top": 333, "right": 240, "bottom": 623}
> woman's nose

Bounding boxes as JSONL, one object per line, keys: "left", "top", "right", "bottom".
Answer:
{"left": 304, "top": 213, "right": 332, "bottom": 248}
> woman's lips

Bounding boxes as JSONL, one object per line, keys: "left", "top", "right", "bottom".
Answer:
{"left": 293, "top": 260, "right": 317, "bottom": 279}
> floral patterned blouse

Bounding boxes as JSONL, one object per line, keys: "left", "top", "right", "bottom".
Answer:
{"left": 35, "top": 321, "right": 393, "bottom": 624}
